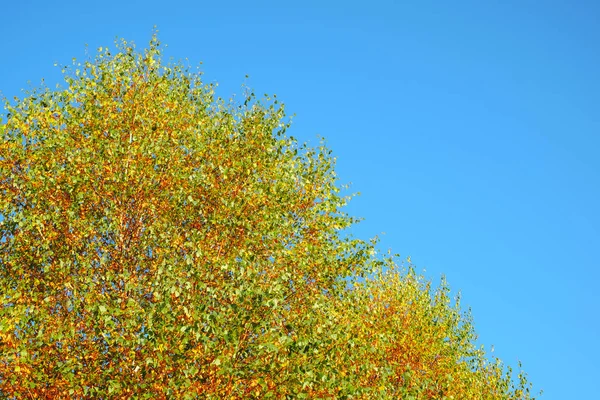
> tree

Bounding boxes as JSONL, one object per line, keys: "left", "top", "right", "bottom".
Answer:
{"left": 0, "top": 34, "right": 535, "bottom": 399}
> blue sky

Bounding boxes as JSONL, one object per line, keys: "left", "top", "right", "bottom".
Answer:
{"left": 2, "top": 1, "right": 598, "bottom": 397}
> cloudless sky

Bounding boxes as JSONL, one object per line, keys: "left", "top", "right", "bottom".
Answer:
{"left": 2, "top": 1, "right": 599, "bottom": 398}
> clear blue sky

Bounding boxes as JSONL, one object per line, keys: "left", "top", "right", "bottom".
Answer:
{"left": 2, "top": 1, "right": 598, "bottom": 398}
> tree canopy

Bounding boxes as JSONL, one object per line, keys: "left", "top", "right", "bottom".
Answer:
{"left": 0, "top": 34, "right": 535, "bottom": 399}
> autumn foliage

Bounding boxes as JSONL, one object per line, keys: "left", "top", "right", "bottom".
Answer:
{"left": 0, "top": 35, "right": 535, "bottom": 398}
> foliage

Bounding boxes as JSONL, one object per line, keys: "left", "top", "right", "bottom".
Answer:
{"left": 0, "top": 34, "right": 535, "bottom": 398}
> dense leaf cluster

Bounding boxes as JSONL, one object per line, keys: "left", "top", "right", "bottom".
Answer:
{"left": 0, "top": 35, "right": 534, "bottom": 398}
